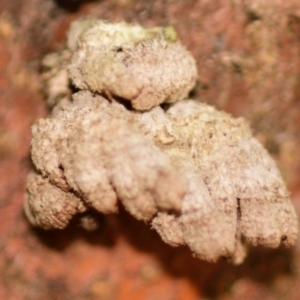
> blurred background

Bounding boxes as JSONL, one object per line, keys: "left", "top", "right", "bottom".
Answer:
{"left": 1, "top": 0, "right": 300, "bottom": 299}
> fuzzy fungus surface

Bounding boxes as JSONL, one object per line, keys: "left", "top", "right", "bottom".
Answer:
{"left": 67, "top": 17, "right": 198, "bottom": 111}
{"left": 26, "top": 17, "right": 298, "bottom": 264}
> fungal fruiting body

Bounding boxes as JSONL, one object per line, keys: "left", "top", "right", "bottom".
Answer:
{"left": 67, "top": 17, "right": 197, "bottom": 111}
{"left": 25, "top": 17, "right": 298, "bottom": 263}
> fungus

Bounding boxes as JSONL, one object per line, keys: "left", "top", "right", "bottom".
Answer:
{"left": 25, "top": 17, "right": 298, "bottom": 263}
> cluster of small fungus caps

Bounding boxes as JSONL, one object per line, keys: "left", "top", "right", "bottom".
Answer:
{"left": 25, "top": 17, "right": 298, "bottom": 264}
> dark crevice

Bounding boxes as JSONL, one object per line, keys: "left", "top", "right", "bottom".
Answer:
{"left": 235, "top": 198, "right": 242, "bottom": 242}
{"left": 112, "top": 95, "right": 135, "bottom": 110}
{"left": 228, "top": 197, "right": 247, "bottom": 264}
{"left": 96, "top": 89, "right": 135, "bottom": 111}
{"left": 69, "top": 81, "right": 80, "bottom": 95}
{"left": 54, "top": 0, "right": 98, "bottom": 12}
{"left": 160, "top": 102, "right": 173, "bottom": 111}
{"left": 245, "top": 9, "right": 261, "bottom": 25}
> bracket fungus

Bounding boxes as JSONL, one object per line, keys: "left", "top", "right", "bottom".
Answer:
{"left": 25, "top": 17, "right": 298, "bottom": 264}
